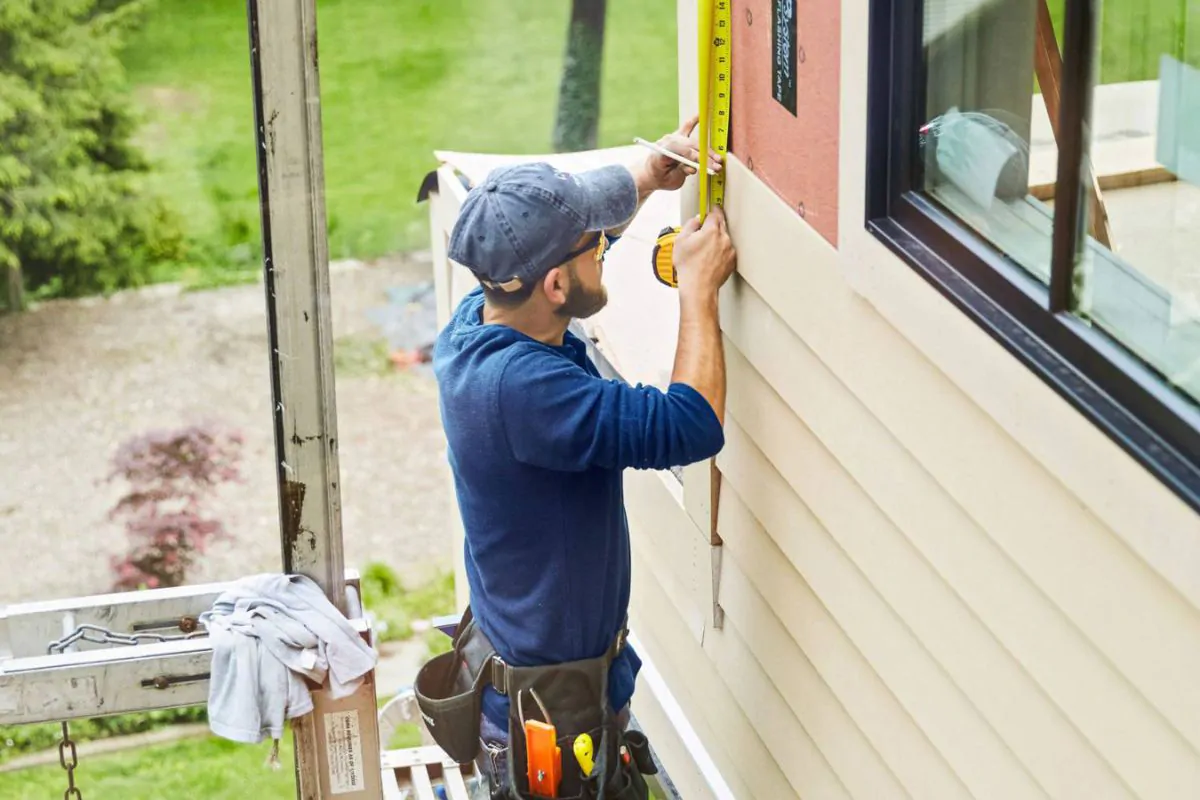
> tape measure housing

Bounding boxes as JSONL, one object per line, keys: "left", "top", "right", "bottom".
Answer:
{"left": 653, "top": 226, "right": 681, "bottom": 288}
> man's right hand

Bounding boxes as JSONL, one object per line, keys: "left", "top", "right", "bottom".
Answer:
{"left": 673, "top": 207, "right": 737, "bottom": 299}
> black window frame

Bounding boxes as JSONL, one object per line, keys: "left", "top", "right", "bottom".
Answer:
{"left": 866, "top": 0, "right": 1200, "bottom": 512}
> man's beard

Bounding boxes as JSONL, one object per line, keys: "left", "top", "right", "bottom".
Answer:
{"left": 556, "top": 266, "right": 608, "bottom": 320}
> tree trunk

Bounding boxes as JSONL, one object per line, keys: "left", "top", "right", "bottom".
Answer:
{"left": 5, "top": 264, "right": 23, "bottom": 313}
{"left": 553, "top": 0, "right": 607, "bottom": 152}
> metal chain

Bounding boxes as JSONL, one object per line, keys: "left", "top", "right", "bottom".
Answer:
{"left": 47, "top": 623, "right": 207, "bottom": 656}
{"left": 59, "top": 721, "right": 82, "bottom": 799}
{"left": 48, "top": 621, "right": 208, "bottom": 798}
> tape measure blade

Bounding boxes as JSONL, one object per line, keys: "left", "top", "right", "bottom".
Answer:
{"left": 697, "top": 0, "right": 714, "bottom": 222}
{"left": 711, "top": 0, "right": 732, "bottom": 208}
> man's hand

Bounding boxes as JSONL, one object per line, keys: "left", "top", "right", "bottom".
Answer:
{"left": 673, "top": 207, "right": 736, "bottom": 299}
{"left": 643, "top": 116, "right": 724, "bottom": 193}
{"left": 669, "top": 206, "right": 735, "bottom": 424}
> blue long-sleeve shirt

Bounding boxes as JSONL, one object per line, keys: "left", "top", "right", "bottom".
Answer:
{"left": 433, "top": 288, "right": 725, "bottom": 726}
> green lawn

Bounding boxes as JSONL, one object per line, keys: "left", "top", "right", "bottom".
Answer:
{"left": 0, "top": 722, "right": 423, "bottom": 799}
{"left": 1043, "top": 0, "right": 1196, "bottom": 84}
{"left": 0, "top": 736, "right": 297, "bottom": 799}
{"left": 122, "top": 0, "right": 678, "bottom": 286}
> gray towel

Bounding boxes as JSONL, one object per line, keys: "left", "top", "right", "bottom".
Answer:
{"left": 201, "top": 573, "right": 377, "bottom": 751}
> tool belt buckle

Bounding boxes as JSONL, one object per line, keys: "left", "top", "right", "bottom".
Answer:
{"left": 491, "top": 654, "right": 510, "bottom": 696}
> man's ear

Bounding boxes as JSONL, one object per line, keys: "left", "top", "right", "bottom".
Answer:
{"left": 542, "top": 266, "right": 569, "bottom": 308}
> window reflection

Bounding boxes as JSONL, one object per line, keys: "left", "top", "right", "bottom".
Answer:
{"left": 1074, "top": 1, "right": 1200, "bottom": 404}
{"left": 919, "top": 0, "right": 1200, "bottom": 405}
{"left": 920, "top": 0, "right": 1056, "bottom": 283}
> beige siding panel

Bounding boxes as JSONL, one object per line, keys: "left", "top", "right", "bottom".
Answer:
{"left": 628, "top": 588, "right": 754, "bottom": 800}
{"left": 628, "top": 670, "right": 720, "bottom": 800}
{"left": 629, "top": 533, "right": 795, "bottom": 796}
{"left": 723, "top": 156, "right": 1200, "bottom": 758}
{"left": 632, "top": 484, "right": 854, "bottom": 800}
{"left": 681, "top": 459, "right": 719, "bottom": 544}
{"left": 701, "top": 617, "right": 853, "bottom": 800}
{"left": 624, "top": 469, "right": 779, "bottom": 799}
{"left": 428, "top": 173, "right": 470, "bottom": 613}
{"left": 627, "top": 470, "right": 846, "bottom": 798}
{"left": 717, "top": 486, "right": 971, "bottom": 800}
{"left": 722, "top": 277, "right": 1200, "bottom": 793}
{"left": 716, "top": 421, "right": 1047, "bottom": 800}
{"left": 624, "top": 470, "right": 709, "bottom": 644}
{"left": 427, "top": 183, "right": 454, "bottom": 330}
{"left": 855, "top": 231, "right": 1200, "bottom": 614}
{"left": 712, "top": 540, "right": 912, "bottom": 799}
{"left": 723, "top": 334, "right": 1170, "bottom": 796}
{"left": 632, "top": 479, "right": 858, "bottom": 800}
{"left": 676, "top": 0, "right": 698, "bottom": 121}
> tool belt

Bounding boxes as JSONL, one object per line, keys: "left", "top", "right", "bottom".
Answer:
{"left": 415, "top": 607, "right": 656, "bottom": 800}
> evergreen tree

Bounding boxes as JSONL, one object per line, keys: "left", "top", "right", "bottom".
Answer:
{"left": 0, "top": 0, "right": 182, "bottom": 309}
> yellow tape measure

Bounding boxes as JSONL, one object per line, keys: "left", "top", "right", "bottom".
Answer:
{"left": 702, "top": 0, "right": 732, "bottom": 219}
{"left": 653, "top": 0, "right": 732, "bottom": 288}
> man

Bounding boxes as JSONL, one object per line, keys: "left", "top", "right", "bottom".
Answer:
{"left": 432, "top": 118, "right": 736, "bottom": 785}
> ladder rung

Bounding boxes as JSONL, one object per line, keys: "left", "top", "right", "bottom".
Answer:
{"left": 382, "top": 767, "right": 406, "bottom": 800}
{"left": 444, "top": 763, "right": 470, "bottom": 800}
{"left": 411, "top": 762, "right": 436, "bottom": 800}
{"left": 381, "top": 745, "right": 478, "bottom": 799}
{"left": 381, "top": 745, "right": 454, "bottom": 769}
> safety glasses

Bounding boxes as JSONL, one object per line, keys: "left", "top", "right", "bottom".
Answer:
{"left": 560, "top": 231, "right": 611, "bottom": 266}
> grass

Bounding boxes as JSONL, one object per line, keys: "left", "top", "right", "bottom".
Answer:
{"left": 122, "top": 0, "right": 679, "bottom": 288}
{"left": 1042, "top": 0, "right": 1197, "bottom": 84}
{"left": 0, "top": 735, "right": 298, "bottom": 799}
{"left": 0, "top": 697, "right": 427, "bottom": 798}
{"left": 0, "top": 724, "right": 667, "bottom": 799}
{"left": 333, "top": 334, "right": 395, "bottom": 378}
{"left": 359, "top": 562, "right": 455, "bottom": 644}
{"left": 0, "top": 708, "right": 208, "bottom": 765}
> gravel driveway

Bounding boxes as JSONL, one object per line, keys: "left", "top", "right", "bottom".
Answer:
{"left": 0, "top": 257, "right": 452, "bottom": 605}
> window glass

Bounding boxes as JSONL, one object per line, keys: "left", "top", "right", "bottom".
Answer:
{"left": 1073, "top": 0, "right": 1200, "bottom": 404}
{"left": 920, "top": 0, "right": 1057, "bottom": 283}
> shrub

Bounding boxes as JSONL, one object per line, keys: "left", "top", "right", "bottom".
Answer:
{"left": 107, "top": 423, "right": 243, "bottom": 590}
{"left": 0, "top": 0, "right": 185, "bottom": 303}
{"left": 360, "top": 562, "right": 455, "bottom": 644}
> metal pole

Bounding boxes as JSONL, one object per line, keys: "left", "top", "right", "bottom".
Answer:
{"left": 246, "top": 0, "right": 345, "bottom": 607}
{"left": 247, "top": 1, "right": 344, "bottom": 796}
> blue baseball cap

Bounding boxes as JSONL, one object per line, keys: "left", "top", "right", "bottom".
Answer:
{"left": 448, "top": 162, "right": 638, "bottom": 292}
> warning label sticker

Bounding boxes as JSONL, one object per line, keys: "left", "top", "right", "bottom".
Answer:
{"left": 324, "top": 710, "right": 365, "bottom": 794}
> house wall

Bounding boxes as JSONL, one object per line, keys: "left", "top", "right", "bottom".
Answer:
{"left": 614, "top": 0, "right": 1200, "bottom": 798}
{"left": 729, "top": 0, "right": 840, "bottom": 244}
{"left": 425, "top": 1, "right": 1200, "bottom": 793}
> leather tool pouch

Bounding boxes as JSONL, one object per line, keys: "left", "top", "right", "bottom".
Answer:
{"left": 413, "top": 607, "right": 493, "bottom": 764}
{"left": 414, "top": 607, "right": 656, "bottom": 800}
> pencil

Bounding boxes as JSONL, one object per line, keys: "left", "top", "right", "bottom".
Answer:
{"left": 633, "top": 137, "right": 718, "bottom": 176}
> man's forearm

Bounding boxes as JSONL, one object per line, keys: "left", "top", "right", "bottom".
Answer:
{"left": 671, "top": 291, "right": 726, "bottom": 423}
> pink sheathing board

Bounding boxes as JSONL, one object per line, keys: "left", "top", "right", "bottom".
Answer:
{"left": 730, "top": 0, "right": 840, "bottom": 245}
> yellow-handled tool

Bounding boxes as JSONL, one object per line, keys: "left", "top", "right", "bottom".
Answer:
{"left": 573, "top": 733, "right": 595, "bottom": 777}
{"left": 652, "top": 0, "right": 732, "bottom": 288}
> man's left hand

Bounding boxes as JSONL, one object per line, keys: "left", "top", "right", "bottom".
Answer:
{"left": 644, "top": 115, "right": 724, "bottom": 192}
